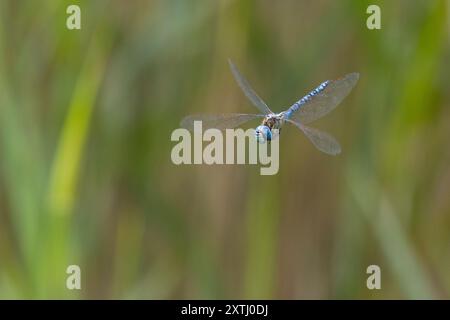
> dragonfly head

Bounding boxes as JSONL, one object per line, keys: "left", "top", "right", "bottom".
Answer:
{"left": 255, "top": 125, "right": 272, "bottom": 144}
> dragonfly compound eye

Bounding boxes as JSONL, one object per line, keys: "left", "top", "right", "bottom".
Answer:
{"left": 255, "top": 125, "right": 271, "bottom": 143}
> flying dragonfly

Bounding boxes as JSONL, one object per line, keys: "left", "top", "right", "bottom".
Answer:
{"left": 181, "top": 60, "right": 359, "bottom": 155}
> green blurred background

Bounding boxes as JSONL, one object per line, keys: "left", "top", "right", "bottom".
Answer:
{"left": 0, "top": 0, "right": 449, "bottom": 299}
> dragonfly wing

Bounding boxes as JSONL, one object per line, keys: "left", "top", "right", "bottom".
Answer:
{"left": 286, "top": 119, "right": 341, "bottom": 155}
{"left": 228, "top": 59, "right": 273, "bottom": 115}
{"left": 180, "top": 113, "right": 264, "bottom": 131}
{"left": 289, "top": 73, "right": 359, "bottom": 124}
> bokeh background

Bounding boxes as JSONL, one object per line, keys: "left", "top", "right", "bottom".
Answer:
{"left": 0, "top": 0, "right": 449, "bottom": 299}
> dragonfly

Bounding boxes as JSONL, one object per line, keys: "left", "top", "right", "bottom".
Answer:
{"left": 180, "top": 60, "right": 359, "bottom": 155}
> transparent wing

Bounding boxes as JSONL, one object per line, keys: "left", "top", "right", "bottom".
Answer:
{"left": 180, "top": 113, "right": 264, "bottom": 131}
{"left": 289, "top": 73, "right": 359, "bottom": 124}
{"left": 228, "top": 59, "right": 273, "bottom": 115}
{"left": 286, "top": 119, "right": 341, "bottom": 155}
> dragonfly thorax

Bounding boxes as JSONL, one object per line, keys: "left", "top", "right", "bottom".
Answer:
{"left": 262, "top": 113, "right": 285, "bottom": 130}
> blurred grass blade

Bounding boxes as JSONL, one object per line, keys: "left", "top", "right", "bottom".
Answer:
{"left": 349, "top": 172, "right": 436, "bottom": 299}
{"left": 244, "top": 175, "right": 279, "bottom": 299}
{"left": 40, "top": 25, "right": 112, "bottom": 297}
{"left": 46, "top": 42, "right": 108, "bottom": 217}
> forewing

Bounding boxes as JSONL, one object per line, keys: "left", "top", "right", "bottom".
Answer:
{"left": 180, "top": 113, "right": 264, "bottom": 131}
{"left": 228, "top": 59, "right": 273, "bottom": 115}
{"left": 286, "top": 119, "right": 341, "bottom": 155}
{"left": 290, "top": 73, "right": 359, "bottom": 124}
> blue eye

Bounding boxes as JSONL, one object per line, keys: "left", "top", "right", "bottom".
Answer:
{"left": 255, "top": 125, "right": 272, "bottom": 143}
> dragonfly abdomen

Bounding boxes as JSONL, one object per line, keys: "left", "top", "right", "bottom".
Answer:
{"left": 285, "top": 80, "right": 330, "bottom": 119}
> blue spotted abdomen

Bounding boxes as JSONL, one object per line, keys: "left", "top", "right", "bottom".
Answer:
{"left": 285, "top": 80, "right": 330, "bottom": 119}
